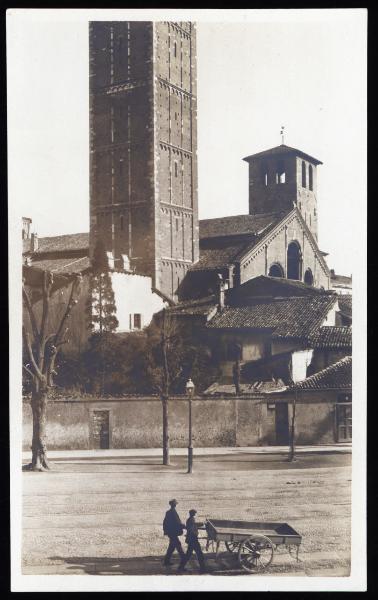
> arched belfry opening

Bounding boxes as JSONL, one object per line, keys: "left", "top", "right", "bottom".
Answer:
{"left": 304, "top": 268, "right": 314, "bottom": 286}
{"left": 287, "top": 241, "right": 302, "bottom": 280}
{"left": 268, "top": 263, "right": 285, "bottom": 278}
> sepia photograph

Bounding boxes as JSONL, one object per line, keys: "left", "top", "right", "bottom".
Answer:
{"left": 8, "top": 8, "right": 366, "bottom": 592}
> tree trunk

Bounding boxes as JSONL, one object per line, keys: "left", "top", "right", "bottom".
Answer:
{"left": 29, "top": 386, "right": 50, "bottom": 471}
{"left": 162, "top": 394, "right": 170, "bottom": 466}
{"left": 288, "top": 389, "right": 297, "bottom": 462}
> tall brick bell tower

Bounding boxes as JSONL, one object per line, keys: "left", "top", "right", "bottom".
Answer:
{"left": 89, "top": 22, "right": 199, "bottom": 300}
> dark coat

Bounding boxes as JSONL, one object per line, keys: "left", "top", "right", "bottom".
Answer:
{"left": 185, "top": 516, "right": 203, "bottom": 543}
{"left": 163, "top": 508, "right": 184, "bottom": 537}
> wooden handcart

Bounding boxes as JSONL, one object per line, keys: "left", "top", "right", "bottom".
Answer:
{"left": 203, "top": 519, "right": 302, "bottom": 573}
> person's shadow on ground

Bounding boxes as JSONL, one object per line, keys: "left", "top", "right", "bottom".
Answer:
{"left": 48, "top": 552, "right": 303, "bottom": 576}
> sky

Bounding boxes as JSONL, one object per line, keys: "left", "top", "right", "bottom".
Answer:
{"left": 8, "top": 9, "right": 366, "bottom": 275}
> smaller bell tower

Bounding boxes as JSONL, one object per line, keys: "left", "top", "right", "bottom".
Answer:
{"left": 243, "top": 144, "right": 322, "bottom": 240}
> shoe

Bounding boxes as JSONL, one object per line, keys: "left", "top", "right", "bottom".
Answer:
{"left": 163, "top": 561, "right": 172, "bottom": 567}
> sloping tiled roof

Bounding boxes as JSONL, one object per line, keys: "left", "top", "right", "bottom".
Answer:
{"left": 331, "top": 272, "right": 352, "bottom": 286}
{"left": 23, "top": 232, "right": 89, "bottom": 255}
{"left": 207, "top": 294, "right": 337, "bottom": 338}
{"left": 290, "top": 356, "right": 352, "bottom": 390}
{"left": 28, "top": 256, "right": 91, "bottom": 275}
{"left": 199, "top": 212, "right": 284, "bottom": 240}
{"left": 204, "top": 379, "right": 286, "bottom": 396}
{"left": 338, "top": 295, "right": 352, "bottom": 318}
{"left": 228, "top": 275, "right": 329, "bottom": 301}
{"left": 167, "top": 295, "right": 217, "bottom": 317}
{"left": 307, "top": 326, "right": 352, "bottom": 349}
{"left": 242, "top": 144, "right": 323, "bottom": 166}
{"left": 189, "top": 241, "right": 250, "bottom": 272}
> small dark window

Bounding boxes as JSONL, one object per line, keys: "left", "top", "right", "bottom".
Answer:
{"left": 174, "top": 161, "right": 178, "bottom": 177}
{"left": 133, "top": 314, "right": 142, "bottom": 330}
{"left": 309, "top": 165, "right": 313, "bottom": 191}
{"left": 304, "top": 268, "right": 314, "bottom": 286}
{"left": 176, "top": 218, "right": 179, "bottom": 231}
{"left": 174, "top": 41, "right": 177, "bottom": 57}
{"left": 302, "top": 161, "right": 307, "bottom": 188}
{"left": 119, "top": 159, "right": 124, "bottom": 175}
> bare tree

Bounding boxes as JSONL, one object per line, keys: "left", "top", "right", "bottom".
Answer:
{"left": 232, "top": 342, "right": 242, "bottom": 395}
{"left": 144, "top": 309, "right": 185, "bottom": 466}
{"left": 22, "top": 269, "right": 82, "bottom": 471}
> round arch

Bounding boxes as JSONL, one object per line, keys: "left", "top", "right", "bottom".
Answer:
{"left": 287, "top": 241, "right": 302, "bottom": 280}
{"left": 304, "top": 268, "right": 314, "bottom": 286}
{"left": 268, "top": 263, "right": 285, "bottom": 278}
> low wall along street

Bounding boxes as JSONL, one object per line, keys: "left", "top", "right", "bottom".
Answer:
{"left": 22, "top": 391, "right": 345, "bottom": 450}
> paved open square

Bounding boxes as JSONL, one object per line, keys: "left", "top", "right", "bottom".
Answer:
{"left": 22, "top": 448, "right": 351, "bottom": 577}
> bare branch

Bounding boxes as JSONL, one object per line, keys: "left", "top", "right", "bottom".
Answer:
{"left": 39, "top": 271, "right": 54, "bottom": 347}
{"left": 22, "top": 326, "right": 44, "bottom": 381}
{"left": 22, "top": 285, "right": 40, "bottom": 342}
{"left": 22, "top": 364, "right": 34, "bottom": 378}
{"left": 54, "top": 275, "right": 82, "bottom": 345}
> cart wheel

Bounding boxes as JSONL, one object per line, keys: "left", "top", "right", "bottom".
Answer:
{"left": 225, "top": 541, "right": 240, "bottom": 554}
{"left": 238, "top": 535, "right": 274, "bottom": 573}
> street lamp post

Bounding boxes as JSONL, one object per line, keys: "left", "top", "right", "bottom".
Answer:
{"left": 186, "top": 378, "right": 195, "bottom": 474}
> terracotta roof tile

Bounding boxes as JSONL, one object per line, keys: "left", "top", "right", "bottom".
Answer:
{"left": 307, "top": 326, "right": 352, "bottom": 349}
{"left": 338, "top": 295, "right": 352, "bottom": 318}
{"left": 206, "top": 295, "right": 337, "bottom": 338}
{"left": 290, "top": 356, "right": 352, "bottom": 390}
{"left": 23, "top": 232, "right": 89, "bottom": 255}
{"left": 167, "top": 295, "right": 217, "bottom": 317}
{"left": 199, "top": 212, "right": 285, "bottom": 240}
{"left": 28, "top": 256, "right": 91, "bottom": 274}
{"left": 189, "top": 241, "right": 250, "bottom": 271}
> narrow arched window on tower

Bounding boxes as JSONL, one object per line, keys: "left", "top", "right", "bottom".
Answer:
{"left": 302, "top": 161, "right": 307, "bottom": 188}
{"left": 276, "top": 161, "right": 286, "bottom": 184}
{"left": 174, "top": 41, "right": 177, "bottom": 58}
{"left": 309, "top": 165, "right": 313, "bottom": 191}
{"left": 261, "top": 164, "right": 268, "bottom": 186}
{"left": 174, "top": 161, "right": 178, "bottom": 178}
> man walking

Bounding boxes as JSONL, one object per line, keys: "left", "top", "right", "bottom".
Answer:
{"left": 163, "top": 499, "right": 185, "bottom": 567}
{"left": 179, "top": 509, "right": 207, "bottom": 573}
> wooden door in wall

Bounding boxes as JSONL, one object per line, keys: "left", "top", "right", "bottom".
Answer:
{"left": 275, "top": 403, "right": 289, "bottom": 445}
{"left": 92, "top": 410, "right": 110, "bottom": 449}
{"left": 336, "top": 403, "right": 352, "bottom": 442}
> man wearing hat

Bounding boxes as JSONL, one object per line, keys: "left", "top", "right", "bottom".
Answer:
{"left": 178, "top": 509, "right": 207, "bottom": 573}
{"left": 163, "top": 499, "right": 186, "bottom": 566}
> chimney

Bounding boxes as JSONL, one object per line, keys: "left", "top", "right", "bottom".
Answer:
{"left": 30, "top": 233, "right": 38, "bottom": 252}
{"left": 217, "top": 274, "right": 225, "bottom": 311}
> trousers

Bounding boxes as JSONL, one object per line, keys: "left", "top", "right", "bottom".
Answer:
{"left": 180, "top": 538, "right": 206, "bottom": 570}
{"left": 164, "top": 536, "right": 185, "bottom": 563}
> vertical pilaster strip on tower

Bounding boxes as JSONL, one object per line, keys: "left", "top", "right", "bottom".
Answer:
{"left": 191, "top": 22, "right": 199, "bottom": 265}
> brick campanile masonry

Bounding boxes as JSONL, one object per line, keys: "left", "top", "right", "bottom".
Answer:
{"left": 89, "top": 21, "right": 199, "bottom": 299}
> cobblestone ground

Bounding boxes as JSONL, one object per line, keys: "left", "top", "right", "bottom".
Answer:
{"left": 22, "top": 453, "right": 351, "bottom": 577}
